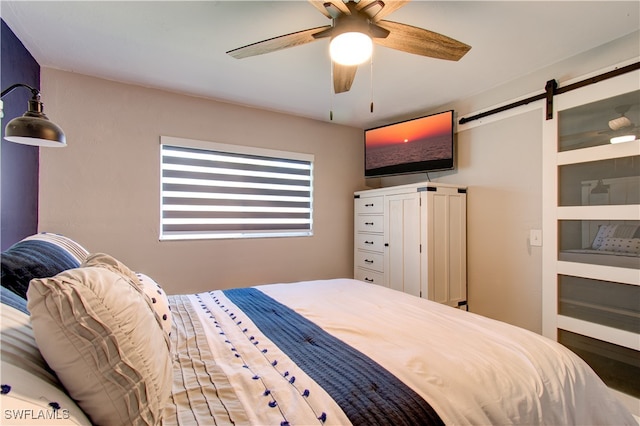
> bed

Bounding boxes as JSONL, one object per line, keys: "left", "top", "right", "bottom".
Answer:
{"left": 1, "top": 233, "right": 636, "bottom": 425}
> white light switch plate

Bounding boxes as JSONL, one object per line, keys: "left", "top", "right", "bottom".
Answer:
{"left": 530, "top": 229, "right": 542, "bottom": 247}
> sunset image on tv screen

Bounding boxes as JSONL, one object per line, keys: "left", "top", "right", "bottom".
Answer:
{"left": 365, "top": 111, "right": 452, "bottom": 170}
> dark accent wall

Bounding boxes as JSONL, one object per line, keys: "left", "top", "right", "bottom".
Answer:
{"left": 1, "top": 19, "right": 40, "bottom": 250}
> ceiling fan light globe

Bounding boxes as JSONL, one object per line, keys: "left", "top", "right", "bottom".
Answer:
{"left": 609, "top": 134, "right": 636, "bottom": 144}
{"left": 330, "top": 32, "right": 372, "bottom": 66}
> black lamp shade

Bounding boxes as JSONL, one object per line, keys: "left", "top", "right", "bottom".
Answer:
{"left": 4, "top": 97, "right": 66, "bottom": 147}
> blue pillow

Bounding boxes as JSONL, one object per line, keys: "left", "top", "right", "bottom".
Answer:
{"left": 0, "top": 285, "right": 29, "bottom": 314}
{"left": 1, "top": 239, "right": 80, "bottom": 300}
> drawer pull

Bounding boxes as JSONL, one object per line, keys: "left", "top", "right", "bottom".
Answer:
{"left": 364, "top": 240, "right": 374, "bottom": 245}
{"left": 364, "top": 222, "right": 375, "bottom": 226}
{"left": 364, "top": 277, "right": 374, "bottom": 282}
{"left": 365, "top": 203, "right": 374, "bottom": 207}
{"left": 364, "top": 259, "right": 374, "bottom": 264}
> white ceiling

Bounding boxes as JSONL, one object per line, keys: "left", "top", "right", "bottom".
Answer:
{"left": 2, "top": 1, "right": 639, "bottom": 129}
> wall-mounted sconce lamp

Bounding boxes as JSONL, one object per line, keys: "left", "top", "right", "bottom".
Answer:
{"left": 0, "top": 83, "right": 66, "bottom": 147}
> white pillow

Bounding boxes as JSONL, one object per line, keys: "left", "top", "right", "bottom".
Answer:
{"left": 77, "top": 253, "right": 172, "bottom": 338}
{"left": 598, "top": 237, "right": 640, "bottom": 255}
{"left": 1, "top": 363, "right": 91, "bottom": 425}
{"left": 136, "top": 272, "right": 172, "bottom": 336}
{"left": 27, "top": 254, "right": 172, "bottom": 426}
{"left": 591, "top": 224, "right": 616, "bottom": 249}
{"left": 1, "top": 303, "right": 91, "bottom": 425}
{"left": 591, "top": 224, "right": 640, "bottom": 249}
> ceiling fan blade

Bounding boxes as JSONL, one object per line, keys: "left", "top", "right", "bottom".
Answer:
{"left": 375, "top": 20, "right": 471, "bottom": 61}
{"left": 308, "top": 0, "right": 333, "bottom": 18}
{"left": 355, "top": 0, "right": 383, "bottom": 17}
{"left": 369, "top": 22, "right": 391, "bottom": 39}
{"left": 227, "top": 26, "right": 330, "bottom": 59}
{"left": 333, "top": 63, "right": 358, "bottom": 93}
{"left": 312, "top": 26, "right": 335, "bottom": 40}
{"left": 309, "top": 0, "right": 351, "bottom": 19}
{"left": 357, "top": 0, "right": 409, "bottom": 22}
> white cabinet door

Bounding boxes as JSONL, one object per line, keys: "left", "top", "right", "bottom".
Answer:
{"left": 422, "top": 187, "right": 467, "bottom": 307}
{"left": 447, "top": 192, "right": 467, "bottom": 304}
{"left": 387, "top": 193, "right": 421, "bottom": 297}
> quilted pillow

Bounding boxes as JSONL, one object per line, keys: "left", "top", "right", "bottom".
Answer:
{"left": 1, "top": 233, "right": 89, "bottom": 300}
{"left": 81, "top": 252, "right": 139, "bottom": 283}
{"left": 27, "top": 254, "right": 172, "bottom": 426}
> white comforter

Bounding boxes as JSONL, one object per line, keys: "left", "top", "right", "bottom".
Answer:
{"left": 163, "top": 278, "right": 635, "bottom": 425}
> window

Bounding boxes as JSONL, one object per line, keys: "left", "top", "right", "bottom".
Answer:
{"left": 160, "top": 136, "right": 313, "bottom": 240}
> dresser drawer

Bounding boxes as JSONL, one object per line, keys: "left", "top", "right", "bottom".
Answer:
{"left": 354, "top": 268, "right": 384, "bottom": 286}
{"left": 355, "top": 214, "right": 384, "bottom": 233}
{"left": 355, "top": 251, "right": 384, "bottom": 272}
{"left": 355, "top": 196, "right": 384, "bottom": 214}
{"left": 355, "top": 233, "right": 385, "bottom": 252}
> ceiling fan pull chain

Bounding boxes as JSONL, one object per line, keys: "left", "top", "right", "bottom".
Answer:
{"left": 330, "top": 60, "right": 334, "bottom": 121}
{"left": 370, "top": 51, "right": 374, "bottom": 113}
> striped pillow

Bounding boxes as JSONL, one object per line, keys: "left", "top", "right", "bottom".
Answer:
{"left": 22, "top": 232, "right": 89, "bottom": 263}
{"left": 1, "top": 233, "right": 89, "bottom": 300}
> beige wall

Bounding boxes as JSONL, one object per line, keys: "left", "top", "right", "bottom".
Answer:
{"left": 38, "top": 69, "right": 365, "bottom": 295}
{"left": 459, "top": 112, "right": 542, "bottom": 332}
{"left": 38, "top": 31, "right": 639, "bottom": 333}
{"left": 365, "top": 32, "right": 639, "bottom": 333}
{"left": 368, "top": 110, "right": 543, "bottom": 332}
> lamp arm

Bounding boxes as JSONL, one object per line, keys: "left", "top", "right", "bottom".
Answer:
{"left": 1, "top": 83, "right": 40, "bottom": 99}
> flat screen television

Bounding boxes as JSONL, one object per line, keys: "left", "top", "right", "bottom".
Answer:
{"left": 364, "top": 110, "right": 455, "bottom": 177}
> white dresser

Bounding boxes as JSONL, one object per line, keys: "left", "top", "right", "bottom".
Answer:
{"left": 354, "top": 194, "right": 386, "bottom": 286}
{"left": 354, "top": 182, "right": 467, "bottom": 307}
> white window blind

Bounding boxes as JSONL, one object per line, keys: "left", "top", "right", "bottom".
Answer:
{"left": 160, "top": 137, "right": 313, "bottom": 240}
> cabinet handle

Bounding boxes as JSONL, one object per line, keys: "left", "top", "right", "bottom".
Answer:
{"left": 364, "top": 259, "right": 374, "bottom": 264}
{"left": 364, "top": 240, "right": 373, "bottom": 245}
{"left": 365, "top": 203, "right": 374, "bottom": 207}
{"left": 365, "top": 222, "right": 374, "bottom": 226}
{"left": 364, "top": 277, "right": 374, "bottom": 282}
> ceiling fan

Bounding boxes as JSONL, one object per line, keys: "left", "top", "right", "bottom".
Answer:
{"left": 226, "top": 0, "right": 471, "bottom": 94}
{"left": 605, "top": 105, "right": 638, "bottom": 143}
{"left": 560, "top": 104, "right": 639, "bottom": 149}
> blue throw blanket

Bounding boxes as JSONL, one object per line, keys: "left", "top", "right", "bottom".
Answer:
{"left": 224, "top": 287, "right": 444, "bottom": 426}
{"left": 1, "top": 239, "right": 80, "bottom": 301}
